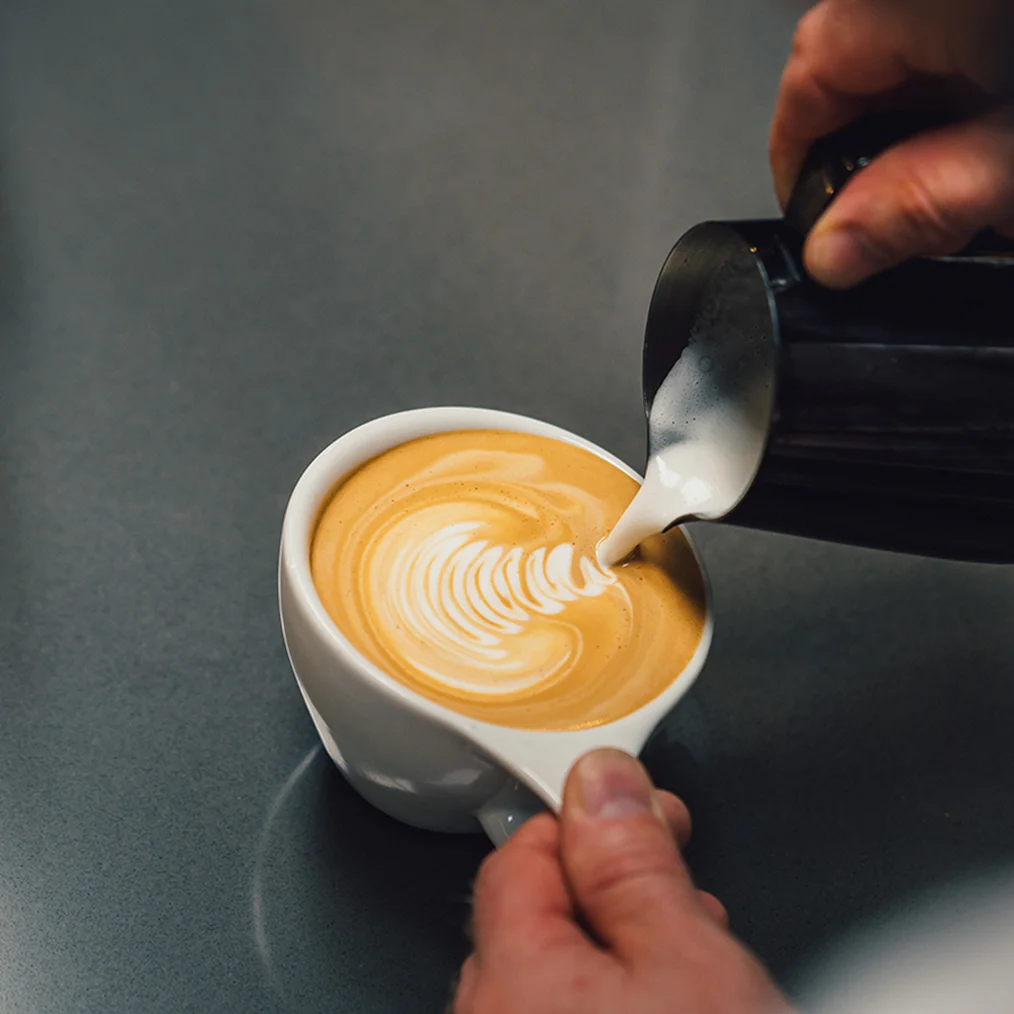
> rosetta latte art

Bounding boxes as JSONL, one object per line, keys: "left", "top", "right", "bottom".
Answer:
{"left": 311, "top": 430, "right": 706, "bottom": 731}
{"left": 380, "top": 517, "right": 618, "bottom": 692}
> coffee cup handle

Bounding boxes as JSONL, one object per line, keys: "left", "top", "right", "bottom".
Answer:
{"left": 469, "top": 723, "right": 653, "bottom": 846}
{"left": 476, "top": 779, "right": 549, "bottom": 844}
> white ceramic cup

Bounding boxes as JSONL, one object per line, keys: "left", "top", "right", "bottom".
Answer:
{"left": 278, "top": 407, "right": 713, "bottom": 845}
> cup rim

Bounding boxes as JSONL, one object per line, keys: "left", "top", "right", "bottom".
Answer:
{"left": 279, "top": 406, "right": 714, "bottom": 744}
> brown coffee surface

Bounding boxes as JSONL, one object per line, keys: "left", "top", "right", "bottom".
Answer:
{"left": 310, "top": 430, "right": 706, "bottom": 731}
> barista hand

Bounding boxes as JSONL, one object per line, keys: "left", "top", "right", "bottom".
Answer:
{"left": 770, "top": 0, "right": 1014, "bottom": 287}
{"left": 454, "top": 750, "right": 791, "bottom": 1014}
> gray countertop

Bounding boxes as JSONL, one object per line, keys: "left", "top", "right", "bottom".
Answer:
{"left": 1, "top": 1, "right": 1012, "bottom": 1011}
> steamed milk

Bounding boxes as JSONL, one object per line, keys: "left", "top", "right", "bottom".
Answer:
{"left": 598, "top": 340, "right": 759, "bottom": 566}
{"left": 310, "top": 430, "right": 705, "bottom": 731}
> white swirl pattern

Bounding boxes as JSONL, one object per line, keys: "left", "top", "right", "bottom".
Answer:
{"left": 380, "top": 520, "right": 619, "bottom": 693}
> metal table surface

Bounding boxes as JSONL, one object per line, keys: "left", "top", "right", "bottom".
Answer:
{"left": 1, "top": 2, "right": 1012, "bottom": 1011}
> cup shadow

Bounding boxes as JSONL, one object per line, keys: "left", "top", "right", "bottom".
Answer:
{"left": 251, "top": 745, "right": 489, "bottom": 1014}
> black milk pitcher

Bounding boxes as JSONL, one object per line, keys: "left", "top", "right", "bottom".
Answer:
{"left": 643, "top": 112, "right": 1014, "bottom": 563}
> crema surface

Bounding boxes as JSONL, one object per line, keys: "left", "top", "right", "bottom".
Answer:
{"left": 310, "top": 430, "right": 706, "bottom": 730}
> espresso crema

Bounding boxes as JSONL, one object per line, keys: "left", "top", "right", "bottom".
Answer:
{"left": 310, "top": 430, "right": 705, "bottom": 731}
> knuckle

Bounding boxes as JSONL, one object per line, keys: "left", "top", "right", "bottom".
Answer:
{"left": 893, "top": 174, "right": 970, "bottom": 253}
{"left": 697, "top": 890, "right": 729, "bottom": 927}
{"left": 657, "top": 791, "right": 691, "bottom": 835}
{"left": 558, "top": 970, "right": 613, "bottom": 1014}
{"left": 578, "top": 820, "right": 681, "bottom": 899}
{"left": 791, "top": 1, "right": 832, "bottom": 59}
{"left": 464, "top": 960, "right": 612, "bottom": 1014}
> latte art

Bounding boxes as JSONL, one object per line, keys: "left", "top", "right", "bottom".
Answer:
{"left": 378, "top": 516, "right": 617, "bottom": 693}
{"left": 311, "top": 430, "right": 706, "bottom": 731}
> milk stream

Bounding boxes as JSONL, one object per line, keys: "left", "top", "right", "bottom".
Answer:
{"left": 597, "top": 442, "right": 734, "bottom": 565}
{"left": 598, "top": 342, "right": 759, "bottom": 567}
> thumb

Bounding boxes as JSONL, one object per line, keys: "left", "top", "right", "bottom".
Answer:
{"left": 559, "top": 749, "right": 707, "bottom": 963}
{"left": 804, "top": 107, "right": 1014, "bottom": 288}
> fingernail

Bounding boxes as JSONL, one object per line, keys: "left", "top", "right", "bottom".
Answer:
{"left": 805, "top": 225, "right": 878, "bottom": 288}
{"left": 572, "top": 749, "right": 655, "bottom": 821}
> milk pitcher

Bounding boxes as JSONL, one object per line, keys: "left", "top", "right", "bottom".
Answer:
{"left": 642, "top": 112, "right": 1014, "bottom": 563}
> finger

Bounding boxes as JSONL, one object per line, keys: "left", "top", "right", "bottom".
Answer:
{"left": 450, "top": 955, "right": 478, "bottom": 1014}
{"left": 656, "top": 790, "right": 692, "bottom": 849}
{"left": 805, "top": 107, "right": 1014, "bottom": 286}
{"left": 768, "top": 0, "right": 995, "bottom": 207}
{"left": 770, "top": 0, "right": 912, "bottom": 206}
{"left": 470, "top": 812, "right": 590, "bottom": 966}
{"left": 560, "top": 749, "right": 706, "bottom": 964}
{"left": 697, "top": 890, "right": 729, "bottom": 929}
